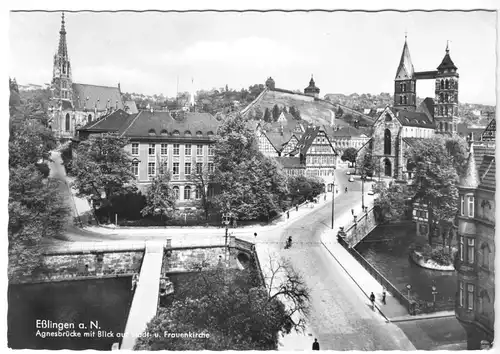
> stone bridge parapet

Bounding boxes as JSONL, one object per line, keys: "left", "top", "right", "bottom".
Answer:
{"left": 340, "top": 206, "right": 379, "bottom": 248}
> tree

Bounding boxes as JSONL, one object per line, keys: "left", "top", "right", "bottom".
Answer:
{"left": 335, "top": 106, "right": 344, "bottom": 118}
{"left": 213, "top": 113, "right": 288, "bottom": 221}
{"left": 9, "top": 98, "right": 70, "bottom": 281}
{"left": 291, "top": 107, "right": 302, "bottom": 120}
{"left": 405, "top": 137, "right": 460, "bottom": 247}
{"left": 141, "top": 169, "right": 176, "bottom": 221}
{"left": 263, "top": 107, "right": 272, "bottom": 122}
{"left": 341, "top": 147, "right": 358, "bottom": 165}
{"left": 188, "top": 163, "right": 213, "bottom": 220}
{"left": 272, "top": 104, "right": 281, "bottom": 121}
{"left": 289, "top": 106, "right": 296, "bottom": 117}
{"left": 135, "top": 257, "right": 310, "bottom": 350}
{"left": 71, "top": 133, "right": 136, "bottom": 221}
{"left": 357, "top": 152, "right": 376, "bottom": 178}
{"left": 254, "top": 106, "right": 264, "bottom": 121}
{"left": 287, "top": 175, "right": 324, "bottom": 204}
{"left": 282, "top": 106, "right": 288, "bottom": 113}
{"left": 373, "top": 182, "right": 410, "bottom": 223}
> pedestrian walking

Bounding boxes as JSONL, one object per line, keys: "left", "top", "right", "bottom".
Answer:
{"left": 351, "top": 208, "right": 354, "bottom": 215}
{"left": 295, "top": 204, "right": 298, "bottom": 212}
{"left": 370, "top": 292, "right": 376, "bottom": 309}
{"left": 312, "top": 338, "right": 320, "bottom": 351}
{"left": 345, "top": 187, "right": 348, "bottom": 193}
{"left": 287, "top": 210, "right": 290, "bottom": 219}
{"left": 382, "top": 290, "right": 387, "bottom": 305}
{"left": 336, "top": 188, "right": 338, "bottom": 194}
{"left": 324, "top": 194, "right": 326, "bottom": 201}
{"left": 254, "top": 232, "right": 257, "bottom": 239}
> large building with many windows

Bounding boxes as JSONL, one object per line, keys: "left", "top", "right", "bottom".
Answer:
{"left": 78, "top": 109, "right": 219, "bottom": 205}
{"left": 455, "top": 140, "right": 495, "bottom": 349}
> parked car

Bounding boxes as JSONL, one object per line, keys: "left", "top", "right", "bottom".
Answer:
{"left": 367, "top": 190, "right": 374, "bottom": 196}
{"left": 346, "top": 171, "right": 351, "bottom": 175}
{"left": 348, "top": 177, "right": 354, "bottom": 182}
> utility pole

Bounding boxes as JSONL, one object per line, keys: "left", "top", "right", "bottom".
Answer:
{"left": 361, "top": 174, "right": 365, "bottom": 210}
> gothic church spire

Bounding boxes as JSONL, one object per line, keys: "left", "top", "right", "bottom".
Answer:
{"left": 58, "top": 12, "right": 68, "bottom": 58}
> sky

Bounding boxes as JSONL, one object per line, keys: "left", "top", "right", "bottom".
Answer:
{"left": 8, "top": 10, "right": 498, "bottom": 105}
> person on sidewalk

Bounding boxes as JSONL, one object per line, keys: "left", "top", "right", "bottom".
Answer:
{"left": 295, "top": 204, "right": 298, "bottom": 212}
{"left": 370, "top": 292, "right": 376, "bottom": 309}
{"left": 382, "top": 289, "right": 387, "bottom": 305}
{"left": 254, "top": 232, "right": 257, "bottom": 239}
{"left": 345, "top": 187, "right": 348, "bottom": 193}
{"left": 351, "top": 209, "right": 354, "bottom": 215}
{"left": 324, "top": 194, "right": 326, "bottom": 201}
{"left": 287, "top": 210, "right": 290, "bottom": 219}
{"left": 312, "top": 338, "right": 320, "bottom": 350}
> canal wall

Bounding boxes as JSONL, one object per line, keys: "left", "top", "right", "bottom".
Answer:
{"left": 342, "top": 206, "right": 379, "bottom": 247}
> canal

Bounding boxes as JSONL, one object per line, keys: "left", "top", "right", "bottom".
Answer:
{"left": 8, "top": 277, "right": 133, "bottom": 350}
{"left": 355, "top": 223, "right": 457, "bottom": 307}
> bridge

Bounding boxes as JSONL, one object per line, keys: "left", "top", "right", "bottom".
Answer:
{"left": 337, "top": 206, "right": 379, "bottom": 248}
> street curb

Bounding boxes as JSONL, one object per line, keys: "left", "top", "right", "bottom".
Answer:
{"left": 320, "top": 240, "right": 390, "bottom": 323}
{"left": 389, "top": 313, "right": 456, "bottom": 323}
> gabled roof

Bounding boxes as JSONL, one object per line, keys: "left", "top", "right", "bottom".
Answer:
{"left": 72, "top": 83, "right": 124, "bottom": 112}
{"left": 121, "top": 111, "right": 219, "bottom": 138}
{"left": 402, "top": 137, "right": 428, "bottom": 147}
{"left": 417, "top": 97, "right": 435, "bottom": 120}
{"left": 395, "top": 39, "right": 415, "bottom": 80}
{"left": 266, "top": 131, "right": 290, "bottom": 151}
{"left": 293, "top": 126, "right": 336, "bottom": 155}
{"left": 478, "top": 155, "right": 495, "bottom": 191}
{"left": 481, "top": 119, "right": 496, "bottom": 142}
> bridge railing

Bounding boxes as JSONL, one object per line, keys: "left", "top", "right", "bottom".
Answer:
{"left": 337, "top": 235, "right": 413, "bottom": 315}
{"left": 343, "top": 206, "right": 378, "bottom": 247}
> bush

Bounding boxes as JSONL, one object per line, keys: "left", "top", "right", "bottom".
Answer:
{"left": 430, "top": 247, "right": 453, "bottom": 266}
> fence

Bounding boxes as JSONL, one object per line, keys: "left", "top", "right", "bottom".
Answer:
{"left": 337, "top": 235, "right": 414, "bottom": 315}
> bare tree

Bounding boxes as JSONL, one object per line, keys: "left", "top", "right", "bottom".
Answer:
{"left": 264, "top": 254, "right": 311, "bottom": 331}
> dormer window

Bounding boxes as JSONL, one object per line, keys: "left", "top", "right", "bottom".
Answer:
{"left": 148, "top": 129, "right": 156, "bottom": 136}
{"left": 160, "top": 129, "right": 168, "bottom": 136}
{"left": 173, "top": 130, "right": 180, "bottom": 136}
{"left": 184, "top": 130, "right": 192, "bottom": 136}
{"left": 207, "top": 131, "right": 214, "bottom": 137}
{"left": 196, "top": 131, "right": 203, "bottom": 137}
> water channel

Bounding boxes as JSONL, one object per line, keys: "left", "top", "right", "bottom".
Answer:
{"left": 355, "top": 223, "right": 457, "bottom": 306}
{"left": 8, "top": 277, "right": 133, "bottom": 350}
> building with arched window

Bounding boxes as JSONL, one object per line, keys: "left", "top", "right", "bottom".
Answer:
{"left": 49, "top": 13, "right": 124, "bottom": 141}
{"left": 455, "top": 142, "right": 495, "bottom": 350}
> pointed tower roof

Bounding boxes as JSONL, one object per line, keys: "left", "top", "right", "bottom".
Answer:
{"left": 437, "top": 41, "right": 457, "bottom": 71}
{"left": 58, "top": 12, "right": 68, "bottom": 58}
{"left": 395, "top": 36, "right": 415, "bottom": 80}
{"left": 459, "top": 143, "right": 480, "bottom": 188}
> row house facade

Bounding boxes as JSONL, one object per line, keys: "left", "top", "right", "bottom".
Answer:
{"left": 78, "top": 109, "right": 220, "bottom": 206}
{"left": 455, "top": 142, "right": 495, "bottom": 350}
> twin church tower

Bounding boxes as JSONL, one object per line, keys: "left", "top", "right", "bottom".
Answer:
{"left": 394, "top": 35, "right": 459, "bottom": 134}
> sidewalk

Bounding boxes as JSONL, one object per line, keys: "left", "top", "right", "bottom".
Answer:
{"left": 321, "top": 199, "right": 410, "bottom": 321}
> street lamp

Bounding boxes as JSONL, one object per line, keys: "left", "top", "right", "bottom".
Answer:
{"left": 431, "top": 284, "right": 438, "bottom": 304}
{"left": 331, "top": 168, "right": 336, "bottom": 229}
{"left": 361, "top": 173, "right": 366, "bottom": 210}
{"left": 222, "top": 212, "right": 232, "bottom": 262}
{"left": 406, "top": 284, "right": 412, "bottom": 299}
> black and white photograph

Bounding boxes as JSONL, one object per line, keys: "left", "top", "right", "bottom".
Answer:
{"left": 6, "top": 1, "right": 497, "bottom": 351}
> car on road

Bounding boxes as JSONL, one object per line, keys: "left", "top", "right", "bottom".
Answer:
{"left": 348, "top": 177, "right": 354, "bottom": 182}
{"left": 367, "top": 190, "right": 374, "bottom": 195}
{"left": 346, "top": 171, "right": 351, "bottom": 175}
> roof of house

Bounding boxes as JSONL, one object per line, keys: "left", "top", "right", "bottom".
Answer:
{"left": 481, "top": 119, "right": 496, "bottom": 141}
{"left": 293, "top": 126, "right": 335, "bottom": 155}
{"left": 274, "top": 157, "right": 304, "bottom": 168}
{"left": 324, "top": 125, "right": 366, "bottom": 138}
{"left": 72, "top": 83, "right": 124, "bottom": 111}
{"left": 459, "top": 143, "right": 495, "bottom": 191}
{"left": 417, "top": 97, "right": 435, "bottom": 120}
{"left": 121, "top": 111, "right": 219, "bottom": 138}
{"left": 402, "top": 137, "right": 428, "bottom": 147}
{"left": 78, "top": 109, "right": 135, "bottom": 132}
{"left": 390, "top": 108, "right": 436, "bottom": 128}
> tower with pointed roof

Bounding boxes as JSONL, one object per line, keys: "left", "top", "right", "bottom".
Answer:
{"left": 434, "top": 42, "right": 459, "bottom": 134}
{"left": 51, "top": 12, "right": 73, "bottom": 105}
{"left": 394, "top": 35, "right": 417, "bottom": 111}
{"left": 304, "top": 75, "right": 320, "bottom": 98}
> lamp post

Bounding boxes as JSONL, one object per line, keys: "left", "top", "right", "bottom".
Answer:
{"left": 361, "top": 173, "right": 366, "bottom": 210}
{"left": 331, "top": 168, "right": 336, "bottom": 229}
{"left": 431, "top": 284, "right": 437, "bottom": 304}
{"left": 406, "top": 284, "right": 412, "bottom": 299}
{"left": 222, "top": 212, "right": 232, "bottom": 263}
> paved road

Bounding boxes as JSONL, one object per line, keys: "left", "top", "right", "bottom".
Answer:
{"left": 273, "top": 169, "right": 415, "bottom": 350}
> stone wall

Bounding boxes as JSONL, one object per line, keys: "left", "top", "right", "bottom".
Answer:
{"left": 342, "top": 207, "right": 378, "bottom": 247}
{"left": 16, "top": 251, "right": 144, "bottom": 284}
